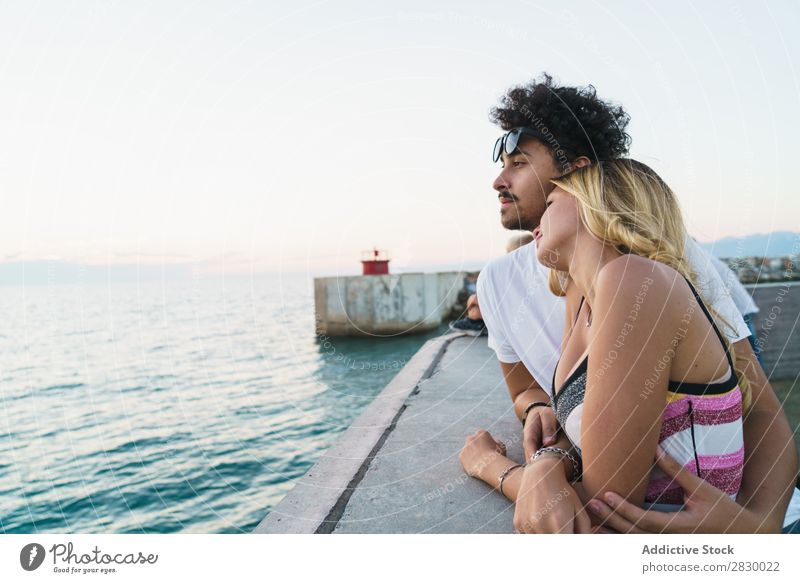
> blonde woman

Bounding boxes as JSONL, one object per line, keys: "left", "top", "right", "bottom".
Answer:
{"left": 461, "top": 159, "right": 791, "bottom": 533}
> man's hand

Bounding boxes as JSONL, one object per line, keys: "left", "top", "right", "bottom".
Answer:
{"left": 586, "top": 445, "right": 780, "bottom": 534}
{"left": 523, "top": 405, "right": 559, "bottom": 461}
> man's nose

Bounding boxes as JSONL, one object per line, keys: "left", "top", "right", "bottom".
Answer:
{"left": 493, "top": 170, "right": 510, "bottom": 193}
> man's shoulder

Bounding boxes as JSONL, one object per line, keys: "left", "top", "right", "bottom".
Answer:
{"left": 684, "top": 236, "right": 750, "bottom": 340}
{"left": 478, "top": 242, "right": 541, "bottom": 287}
{"left": 684, "top": 237, "right": 732, "bottom": 300}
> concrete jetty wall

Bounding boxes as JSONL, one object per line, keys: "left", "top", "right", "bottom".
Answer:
{"left": 254, "top": 333, "right": 467, "bottom": 533}
{"left": 314, "top": 271, "right": 467, "bottom": 336}
{"left": 749, "top": 283, "right": 800, "bottom": 379}
{"left": 254, "top": 333, "right": 528, "bottom": 534}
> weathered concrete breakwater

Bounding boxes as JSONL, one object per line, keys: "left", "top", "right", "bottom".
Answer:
{"left": 256, "top": 282, "right": 799, "bottom": 533}
{"left": 314, "top": 271, "right": 476, "bottom": 336}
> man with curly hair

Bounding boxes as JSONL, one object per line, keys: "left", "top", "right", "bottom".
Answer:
{"left": 463, "top": 73, "right": 799, "bottom": 533}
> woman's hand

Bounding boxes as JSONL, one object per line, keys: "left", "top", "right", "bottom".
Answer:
{"left": 586, "top": 445, "right": 780, "bottom": 533}
{"left": 523, "top": 405, "right": 559, "bottom": 461}
{"left": 459, "top": 430, "right": 507, "bottom": 478}
{"left": 514, "top": 456, "right": 591, "bottom": 534}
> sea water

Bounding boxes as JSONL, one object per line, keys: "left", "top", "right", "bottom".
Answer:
{"left": 0, "top": 273, "right": 447, "bottom": 533}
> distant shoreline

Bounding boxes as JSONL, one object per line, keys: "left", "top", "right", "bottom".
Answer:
{"left": 744, "top": 280, "right": 800, "bottom": 289}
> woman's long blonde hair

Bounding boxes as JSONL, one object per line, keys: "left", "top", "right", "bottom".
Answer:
{"left": 549, "top": 159, "right": 751, "bottom": 409}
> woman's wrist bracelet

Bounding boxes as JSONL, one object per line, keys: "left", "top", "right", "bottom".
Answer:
{"left": 498, "top": 463, "right": 523, "bottom": 497}
{"left": 521, "top": 401, "right": 551, "bottom": 426}
{"left": 529, "top": 446, "right": 581, "bottom": 482}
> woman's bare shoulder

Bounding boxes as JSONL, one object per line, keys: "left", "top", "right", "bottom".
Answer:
{"left": 595, "top": 254, "right": 691, "bottom": 316}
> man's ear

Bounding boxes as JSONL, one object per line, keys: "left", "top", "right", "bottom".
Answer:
{"left": 572, "top": 156, "right": 592, "bottom": 169}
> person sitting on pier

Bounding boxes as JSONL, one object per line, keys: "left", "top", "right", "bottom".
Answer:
{"left": 459, "top": 74, "right": 799, "bottom": 533}
{"left": 449, "top": 293, "right": 487, "bottom": 336}
{"left": 450, "top": 238, "right": 533, "bottom": 336}
{"left": 506, "top": 231, "right": 535, "bottom": 253}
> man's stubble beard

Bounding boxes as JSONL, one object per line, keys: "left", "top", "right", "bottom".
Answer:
{"left": 499, "top": 173, "right": 556, "bottom": 232}
{"left": 500, "top": 203, "right": 539, "bottom": 232}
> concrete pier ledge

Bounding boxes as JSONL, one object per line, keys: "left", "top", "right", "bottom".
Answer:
{"left": 254, "top": 333, "right": 521, "bottom": 533}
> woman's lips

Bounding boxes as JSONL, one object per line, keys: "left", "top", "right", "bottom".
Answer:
{"left": 533, "top": 227, "right": 542, "bottom": 244}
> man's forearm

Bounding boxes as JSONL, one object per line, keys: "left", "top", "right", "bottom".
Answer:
{"left": 513, "top": 387, "right": 551, "bottom": 422}
{"left": 734, "top": 339, "right": 798, "bottom": 531}
{"left": 738, "top": 407, "right": 797, "bottom": 531}
{"left": 500, "top": 361, "right": 550, "bottom": 421}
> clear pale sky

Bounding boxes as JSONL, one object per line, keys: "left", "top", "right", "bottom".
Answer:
{"left": 1, "top": 0, "right": 798, "bottom": 276}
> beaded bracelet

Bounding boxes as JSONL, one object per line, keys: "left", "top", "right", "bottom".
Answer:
{"left": 529, "top": 446, "right": 581, "bottom": 482}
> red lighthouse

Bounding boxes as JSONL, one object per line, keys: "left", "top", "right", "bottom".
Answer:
{"left": 361, "top": 248, "right": 390, "bottom": 275}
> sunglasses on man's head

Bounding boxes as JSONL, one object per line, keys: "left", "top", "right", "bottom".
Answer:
{"left": 492, "top": 127, "right": 545, "bottom": 163}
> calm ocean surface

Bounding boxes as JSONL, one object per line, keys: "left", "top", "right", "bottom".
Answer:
{"left": 0, "top": 273, "right": 447, "bottom": 533}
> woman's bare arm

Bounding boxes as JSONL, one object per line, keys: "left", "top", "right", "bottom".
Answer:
{"left": 580, "top": 260, "right": 679, "bottom": 506}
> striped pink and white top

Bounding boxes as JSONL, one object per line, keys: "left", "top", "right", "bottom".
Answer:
{"left": 646, "top": 369, "right": 743, "bottom": 504}
{"left": 551, "top": 277, "right": 744, "bottom": 508}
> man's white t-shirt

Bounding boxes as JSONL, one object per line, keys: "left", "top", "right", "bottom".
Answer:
{"left": 708, "top": 255, "right": 760, "bottom": 315}
{"left": 476, "top": 236, "right": 751, "bottom": 396}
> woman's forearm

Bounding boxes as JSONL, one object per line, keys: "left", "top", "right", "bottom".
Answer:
{"left": 479, "top": 431, "right": 576, "bottom": 502}
{"left": 478, "top": 455, "right": 526, "bottom": 501}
